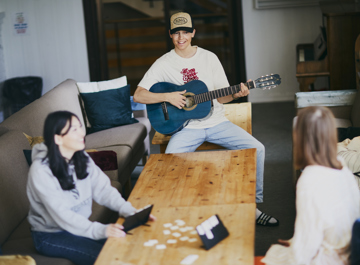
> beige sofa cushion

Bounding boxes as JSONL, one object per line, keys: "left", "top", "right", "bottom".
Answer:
{"left": 85, "top": 122, "right": 146, "bottom": 154}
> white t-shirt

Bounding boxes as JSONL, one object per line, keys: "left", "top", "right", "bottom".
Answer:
{"left": 138, "top": 47, "right": 230, "bottom": 129}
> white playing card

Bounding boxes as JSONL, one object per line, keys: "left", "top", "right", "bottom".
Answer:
{"left": 163, "top": 223, "right": 172, "bottom": 228}
{"left": 172, "top": 232, "right": 181, "bottom": 237}
{"left": 179, "top": 236, "right": 189, "bottom": 241}
{"left": 148, "top": 239, "right": 158, "bottom": 245}
{"left": 179, "top": 227, "right": 188, "bottom": 232}
{"left": 188, "top": 238, "right": 197, "bottom": 242}
{"left": 156, "top": 244, "right": 166, "bottom": 249}
{"left": 180, "top": 254, "right": 199, "bottom": 265}
{"left": 144, "top": 242, "right": 153, "bottom": 247}
{"left": 167, "top": 239, "right": 177, "bottom": 244}
{"left": 175, "top": 219, "right": 186, "bottom": 226}
{"left": 202, "top": 220, "right": 212, "bottom": 230}
{"left": 196, "top": 225, "right": 205, "bottom": 235}
{"left": 205, "top": 228, "right": 214, "bottom": 240}
{"left": 163, "top": 230, "right": 171, "bottom": 235}
{"left": 209, "top": 215, "right": 219, "bottom": 227}
{"left": 170, "top": 225, "right": 179, "bottom": 230}
{"left": 190, "top": 230, "right": 197, "bottom": 235}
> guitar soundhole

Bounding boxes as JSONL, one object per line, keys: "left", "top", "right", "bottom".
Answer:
{"left": 183, "top": 92, "right": 197, "bottom": 111}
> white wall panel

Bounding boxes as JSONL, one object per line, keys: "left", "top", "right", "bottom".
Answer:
{"left": 1, "top": 0, "right": 89, "bottom": 95}
{"left": 242, "top": 1, "right": 322, "bottom": 102}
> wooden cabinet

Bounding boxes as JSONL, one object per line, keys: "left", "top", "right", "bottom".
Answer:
{"left": 320, "top": 1, "right": 360, "bottom": 90}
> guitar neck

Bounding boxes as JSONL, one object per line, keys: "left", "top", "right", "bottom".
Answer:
{"left": 193, "top": 81, "right": 255, "bottom": 104}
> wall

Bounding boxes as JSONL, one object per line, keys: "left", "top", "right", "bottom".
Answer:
{"left": 0, "top": 0, "right": 325, "bottom": 116}
{"left": 242, "top": 1, "right": 323, "bottom": 103}
{"left": 0, "top": 0, "right": 90, "bottom": 121}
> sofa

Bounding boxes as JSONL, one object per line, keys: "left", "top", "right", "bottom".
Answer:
{"left": 0, "top": 78, "right": 151, "bottom": 265}
{"left": 293, "top": 88, "right": 360, "bottom": 183}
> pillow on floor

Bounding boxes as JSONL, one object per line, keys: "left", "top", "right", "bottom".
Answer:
{"left": 80, "top": 84, "right": 138, "bottom": 134}
{"left": 0, "top": 255, "right": 36, "bottom": 265}
{"left": 337, "top": 136, "right": 360, "bottom": 188}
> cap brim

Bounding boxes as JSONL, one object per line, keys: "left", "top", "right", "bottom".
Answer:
{"left": 170, "top": 27, "right": 194, "bottom": 34}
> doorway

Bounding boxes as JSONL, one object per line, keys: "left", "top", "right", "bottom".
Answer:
{"left": 83, "top": 0, "right": 246, "bottom": 99}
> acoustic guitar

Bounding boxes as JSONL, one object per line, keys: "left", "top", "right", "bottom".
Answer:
{"left": 147, "top": 74, "right": 281, "bottom": 135}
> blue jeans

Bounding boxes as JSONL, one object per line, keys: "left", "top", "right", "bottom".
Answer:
{"left": 31, "top": 230, "right": 106, "bottom": 265}
{"left": 166, "top": 121, "right": 265, "bottom": 203}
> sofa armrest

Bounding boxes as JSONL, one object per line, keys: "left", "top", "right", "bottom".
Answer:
{"left": 133, "top": 109, "right": 147, "bottom": 119}
{"left": 295, "top": 89, "right": 358, "bottom": 119}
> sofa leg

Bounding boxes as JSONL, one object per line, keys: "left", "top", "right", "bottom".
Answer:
{"left": 142, "top": 155, "right": 148, "bottom": 165}
{"left": 123, "top": 180, "right": 132, "bottom": 199}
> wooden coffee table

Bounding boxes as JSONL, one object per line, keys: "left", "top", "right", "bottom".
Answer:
{"left": 95, "top": 149, "right": 256, "bottom": 265}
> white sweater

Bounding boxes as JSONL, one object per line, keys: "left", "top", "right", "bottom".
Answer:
{"left": 262, "top": 165, "right": 360, "bottom": 265}
{"left": 27, "top": 143, "right": 136, "bottom": 240}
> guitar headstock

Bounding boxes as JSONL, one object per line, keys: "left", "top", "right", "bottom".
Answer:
{"left": 254, "top": 74, "right": 281, "bottom": 90}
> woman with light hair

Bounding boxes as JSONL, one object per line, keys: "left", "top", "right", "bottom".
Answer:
{"left": 262, "top": 106, "right": 360, "bottom": 265}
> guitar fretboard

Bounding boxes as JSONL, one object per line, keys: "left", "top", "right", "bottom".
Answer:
{"left": 193, "top": 81, "right": 255, "bottom": 104}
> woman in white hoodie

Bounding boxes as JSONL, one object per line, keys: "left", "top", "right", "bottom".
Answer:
{"left": 262, "top": 106, "right": 360, "bottom": 265}
{"left": 27, "top": 111, "right": 155, "bottom": 265}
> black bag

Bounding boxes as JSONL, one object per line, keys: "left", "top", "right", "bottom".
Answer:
{"left": 3, "top": 76, "right": 42, "bottom": 114}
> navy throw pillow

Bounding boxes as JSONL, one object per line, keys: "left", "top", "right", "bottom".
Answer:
{"left": 80, "top": 85, "right": 138, "bottom": 134}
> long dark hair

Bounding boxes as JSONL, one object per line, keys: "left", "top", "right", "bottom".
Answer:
{"left": 43, "top": 111, "right": 89, "bottom": 190}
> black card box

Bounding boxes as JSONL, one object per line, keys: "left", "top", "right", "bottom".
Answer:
{"left": 122, "top": 204, "right": 153, "bottom": 232}
{"left": 196, "top": 214, "right": 229, "bottom": 250}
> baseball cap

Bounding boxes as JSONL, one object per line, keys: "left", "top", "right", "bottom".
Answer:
{"left": 170, "top": 12, "right": 194, "bottom": 34}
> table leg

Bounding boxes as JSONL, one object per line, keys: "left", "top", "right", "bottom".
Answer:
{"left": 160, "top": 144, "right": 166, "bottom": 154}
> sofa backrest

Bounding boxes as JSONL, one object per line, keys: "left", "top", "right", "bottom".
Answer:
{"left": 0, "top": 130, "right": 32, "bottom": 245}
{"left": 0, "top": 79, "right": 85, "bottom": 138}
{"left": 351, "top": 89, "right": 360, "bottom": 127}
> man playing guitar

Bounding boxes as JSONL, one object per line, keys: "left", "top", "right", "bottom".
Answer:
{"left": 133, "top": 12, "right": 279, "bottom": 226}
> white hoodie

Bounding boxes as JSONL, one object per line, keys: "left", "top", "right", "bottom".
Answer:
{"left": 27, "top": 143, "right": 136, "bottom": 240}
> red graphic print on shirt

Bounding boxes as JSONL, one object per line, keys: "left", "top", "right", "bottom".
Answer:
{"left": 181, "top": 68, "right": 199, "bottom": 84}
